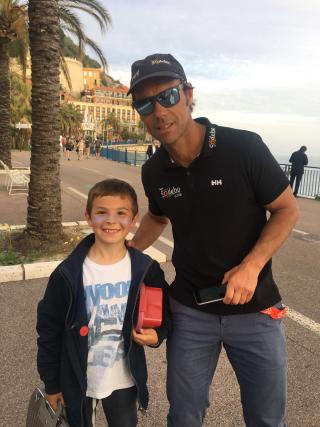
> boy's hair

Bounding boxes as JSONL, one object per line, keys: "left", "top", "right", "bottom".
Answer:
{"left": 86, "top": 179, "right": 138, "bottom": 216}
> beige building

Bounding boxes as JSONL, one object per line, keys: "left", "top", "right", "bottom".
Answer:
{"left": 60, "top": 57, "right": 84, "bottom": 98}
{"left": 64, "top": 84, "right": 140, "bottom": 139}
{"left": 83, "top": 67, "right": 101, "bottom": 89}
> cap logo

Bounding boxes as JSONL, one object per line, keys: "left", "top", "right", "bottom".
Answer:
{"left": 151, "top": 59, "right": 171, "bottom": 65}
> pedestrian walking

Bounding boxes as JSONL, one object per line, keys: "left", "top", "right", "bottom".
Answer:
{"left": 60, "top": 135, "right": 66, "bottom": 153}
{"left": 127, "top": 53, "right": 299, "bottom": 427}
{"left": 65, "top": 137, "right": 73, "bottom": 161}
{"left": 94, "top": 138, "right": 102, "bottom": 159}
{"left": 289, "top": 146, "right": 308, "bottom": 196}
{"left": 36, "top": 178, "right": 171, "bottom": 426}
{"left": 85, "top": 137, "right": 91, "bottom": 159}
{"left": 77, "top": 137, "right": 84, "bottom": 160}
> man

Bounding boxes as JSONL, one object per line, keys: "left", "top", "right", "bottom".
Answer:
{"left": 289, "top": 146, "right": 308, "bottom": 196}
{"left": 127, "top": 53, "right": 299, "bottom": 427}
{"left": 146, "top": 138, "right": 158, "bottom": 159}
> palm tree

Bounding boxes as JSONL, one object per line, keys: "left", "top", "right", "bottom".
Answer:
{"left": 59, "top": 0, "right": 111, "bottom": 71}
{"left": 0, "top": 0, "right": 27, "bottom": 168}
{"left": 10, "top": 73, "right": 31, "bottom": 149}
{"left": 27, "top": 0, "right": 62, "bottom": 241}
{"left": 60, "top": 103, "right": 84, "bottom": 137}
{"left": 0, "top": 0, "right": 111, "bottom": 168}
{"left": 27, "top": 0, "right": 111, "bottom": 243}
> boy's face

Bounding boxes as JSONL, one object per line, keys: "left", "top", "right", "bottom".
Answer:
{"left": 85, "top": 195, "right": 137, "bottom": 246}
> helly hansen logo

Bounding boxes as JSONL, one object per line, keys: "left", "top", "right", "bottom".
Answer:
{"left": 211, "top": 179, "right": 223, "bottom": 186}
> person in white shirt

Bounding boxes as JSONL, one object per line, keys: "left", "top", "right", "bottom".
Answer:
{"left": 37, "top": 178, "right": 171, "bottom": 426}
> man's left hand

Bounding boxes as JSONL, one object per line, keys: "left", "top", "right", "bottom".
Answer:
{"left": 222, "top": 262, "right": 260, "bottom": 305}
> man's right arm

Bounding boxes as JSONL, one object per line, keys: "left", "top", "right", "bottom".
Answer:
{"left": 131, "top": 211, "right": 169, "bottom": 251}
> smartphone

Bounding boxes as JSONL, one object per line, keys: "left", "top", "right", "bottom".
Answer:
{"left": 194, "top": 285, "right": 227, "bottom": 305}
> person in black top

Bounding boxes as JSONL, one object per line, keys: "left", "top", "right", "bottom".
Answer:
{"left": 127, "top": 53, "right": 299, "bottom": 427}
{"left": 146, "top": 139, "right": 158, "bottom": 159}
{"left": 289, "top": 146, "right": 308, "bottom": 196}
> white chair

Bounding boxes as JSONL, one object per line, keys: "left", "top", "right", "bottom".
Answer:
{"left": 0, "top": 160, "right": 11, "bottom": 188}
{"left": 0, "top": 160, "right": 30, "bottom": 190}
{"left": 7, "top": 169, "right": 29, "bottom": 195}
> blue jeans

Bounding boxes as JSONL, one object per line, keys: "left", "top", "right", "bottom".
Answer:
{"left": 167, "top": 298, "right": 287, "bottom": 427}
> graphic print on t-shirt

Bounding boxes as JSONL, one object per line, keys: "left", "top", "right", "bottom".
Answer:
{"left": 85, "top": 279, "right": 130, "bottom": 368}
{"left": 83, "top": 252, "right": 134, "bottom": 399}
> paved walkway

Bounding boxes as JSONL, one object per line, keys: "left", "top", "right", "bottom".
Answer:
{"left": 1, "top": 151, "right": 320, "bottom": 426}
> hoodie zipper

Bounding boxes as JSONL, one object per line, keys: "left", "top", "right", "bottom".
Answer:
{"left": 59, "top": 266, "right": 74, "bottom": 328}
{"left": 127, "top": 259, "right": 153, "bottom": 412}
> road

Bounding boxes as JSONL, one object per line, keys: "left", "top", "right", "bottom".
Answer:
{"left": 0, "top": 150, "right": 319, "bottom": 426}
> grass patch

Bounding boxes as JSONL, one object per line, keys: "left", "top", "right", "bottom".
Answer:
{"left": 0, "top": 225, "right": 89, "bottom": 266}
{"left": 0, "top": 249, "right": 36, "bottom": 266}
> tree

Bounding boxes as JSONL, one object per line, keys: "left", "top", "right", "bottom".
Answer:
{"left": 10, "top": 73, "right": 31, "bottom": 149}
{"left": 26, "top": 0, "right": 111, "bottom": 243}
{"left": 138, "top": 119, "right": 147, "bottom": 142}
{"left": 60, "top": 103, "right": 84, "bottom": 137}
{"left": 0, "top": 0, "right": 28, "bottom": 168}
{"left": 107, "top": 112, "right": 121, "bottom": 135}
{"left": 10, "top": 73, "right": 31, "bottom": 124}
{"left": 27, "top": 0, "right": 62, "bottom": 242}
{"left": 0, "top": 0, "right": 111, "bottom": 168}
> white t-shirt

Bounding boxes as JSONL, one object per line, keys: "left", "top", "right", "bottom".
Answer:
{"left": 83, "top": 251, "right": 134, "bottom": 399}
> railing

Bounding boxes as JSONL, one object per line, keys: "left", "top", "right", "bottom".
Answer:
{"left": 92, "top": 148, "right": 320, "bottom": 199}
{"left": 98, "top": 146, "right": 148, "bottom": 167}
{"left": 279, "top": 164, "right": 320, "bottom": 198}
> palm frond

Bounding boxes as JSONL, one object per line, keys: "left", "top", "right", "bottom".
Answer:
{"left": 59, "top": 5, "right": 108, "bottom": 70}
{"left": 84, "top": 36, "right": 108, "bottom": 71}
{"left": 59, "top": 6, "right": 86, "bottom": 42}
{"left": 61, "top": 0, "right": 111, "bottom": 32}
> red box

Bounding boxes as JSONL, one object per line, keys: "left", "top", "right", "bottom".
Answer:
{"left": 135, "top": 284, "right": 162, "bottom": 332}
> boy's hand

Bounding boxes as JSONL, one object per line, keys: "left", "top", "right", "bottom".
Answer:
{"left": 132, "top": 328, "right": 159, "bottom": 346}
{"left": 45, "top": 392, "right": 65, "bottom": 412}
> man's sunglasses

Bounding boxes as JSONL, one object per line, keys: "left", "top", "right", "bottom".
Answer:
{"left": 132, "top": 83, "right": 184, "bottom": 116}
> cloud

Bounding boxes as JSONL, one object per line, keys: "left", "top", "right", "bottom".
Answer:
{"left": 77, "top": 0, "right": 320, "bottom": 158}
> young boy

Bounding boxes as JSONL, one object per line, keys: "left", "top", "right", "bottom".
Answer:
{"left": 36, "top": 178, "right": 171, "bottom": 427}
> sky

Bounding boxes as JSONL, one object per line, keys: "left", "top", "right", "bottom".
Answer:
{"left": 80, "top": 0, "right": 320, "bottom": 164}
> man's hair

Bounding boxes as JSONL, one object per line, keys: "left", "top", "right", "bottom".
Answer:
{"left": 182, "top": 82, "right": 195, "bottom": 112}
{"left": 300, "top": 146, "right": 307, "bottom": 152}
{"left": 86, "top": 179, "right": 138, "bottom": 216}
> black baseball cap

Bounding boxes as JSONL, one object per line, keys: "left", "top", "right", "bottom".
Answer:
{"left": 127, "top": 53, "right": 187, "bottom": 95}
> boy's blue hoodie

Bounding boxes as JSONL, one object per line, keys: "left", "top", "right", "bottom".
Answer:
{"left": 37, "top": 233, "right": 171, "bottom": 426}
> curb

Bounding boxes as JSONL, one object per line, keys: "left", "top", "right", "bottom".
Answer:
{"left": 0, "top": 223, "right": 167, "bottom": 284}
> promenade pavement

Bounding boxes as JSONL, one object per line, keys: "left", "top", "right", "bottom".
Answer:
{"left": 1, "top": 151, "right": 320, "bottom": 426}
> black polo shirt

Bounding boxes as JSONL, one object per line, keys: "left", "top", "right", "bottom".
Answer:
{"left": 141, "top": 118, "right": 289, "bottom": 314}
